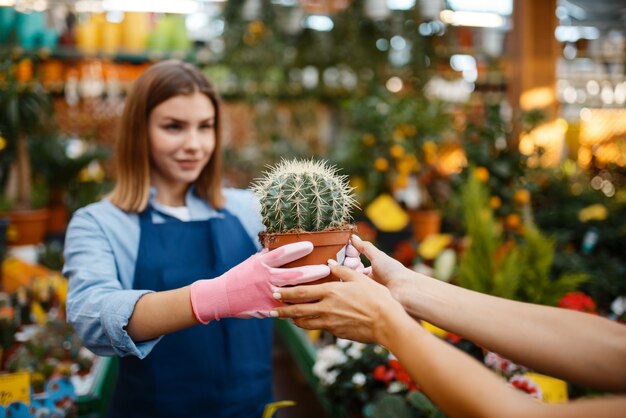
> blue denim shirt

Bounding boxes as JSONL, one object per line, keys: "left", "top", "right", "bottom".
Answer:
{"left": 62, "top": 187, "right": 263, "bottom": 359}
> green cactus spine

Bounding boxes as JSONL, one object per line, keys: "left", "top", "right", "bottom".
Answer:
{"left": 251, "top": 159, "right": 357, "bottom": 234}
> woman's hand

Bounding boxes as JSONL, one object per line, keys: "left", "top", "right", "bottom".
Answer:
{"left": 274, "top": 264, "right": 408, "bottom": 344}
{"left": 341, "top": 240, "right": 372, "bottom": 275}
{"left": 190, "top": 241, "right": 330, "bottom": 323}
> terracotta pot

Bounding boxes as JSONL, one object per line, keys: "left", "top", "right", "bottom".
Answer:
{"left": 408, "top": 209, "right": 441, "bottom": 242}
{"left": 47, "top": 189, "right": 68, "bottom": 235}
{"left": 47, "top": 203, "right": 68, "bottom": 236}
{"left": 3, "top": 208, "right": 50, "bottom": 246}
{"left": 260, "top": 228, "right": 353, "bottom": 282}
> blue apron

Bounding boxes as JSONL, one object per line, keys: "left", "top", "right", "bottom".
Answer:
{"left": 108, "top": 207, "right": 273, "bottom": 418}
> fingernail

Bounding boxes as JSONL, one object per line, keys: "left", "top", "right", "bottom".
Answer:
{"left": 327, "top": 259, "right": 338, "bottom": 266}
{"left": 270, "top": 310, "right": 279, "bottom": 317}
{"left": 272, "top": 292, "right": 282, "bottom": 300}
{"left": 351, "top": 234, "right": 362, "bottom": 243}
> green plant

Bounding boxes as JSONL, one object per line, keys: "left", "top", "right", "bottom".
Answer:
{"left": 514, "top": 226, "right": 588, "bottom": 306}
{"left": 457, "top": 169, "right": 521, "bottom": 298}
{"left": 250, "top": 159, "right": 357, "bottom": 233}
{"left": 0, "top": 39, "right": 52, "bottom": 210}
{"left": 458, "top": 170, "right": 587, "bottom": 305}
{"left": 29, "top": 132, "right": 111, "bottom": 191}
{"left": 335, "top": 88, "right": 452, "bottom": 207}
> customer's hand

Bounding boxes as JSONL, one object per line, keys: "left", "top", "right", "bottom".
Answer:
{"left": 190, "top": 241, "right": 330, "bottom": 323}
{"left": 275, "top": 264, "right": 407, "bottom": 344}
{"left": 349, "top": 235, "right": 412, "bottom": 301}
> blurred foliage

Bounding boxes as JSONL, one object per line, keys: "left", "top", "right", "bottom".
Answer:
{"left": 458, "top": 170, "right": 588, "bottom": 305}
{"left": 334, "top": 88, "right": 452, "bottom": 206}
{"left": 531, "top": 162, "right": 626, "bottom": 312}
{"left": 457, "top": 169, "right": 521, "bottom": 298}
{"left": 29, "top": 132, "right": 111, "bottom": 191}
{"left": 0, "top": 33, "right": 53, "bottom": 209}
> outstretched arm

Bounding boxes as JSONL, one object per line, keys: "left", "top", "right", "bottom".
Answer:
{"left": 275, "top": 266, "right": 626, "bottom": 418}
{"left": 352, "top": 236, "right": 626, "bottom": 391}
{"left": 127, "top": 241, "right": 329, "bottom": 341}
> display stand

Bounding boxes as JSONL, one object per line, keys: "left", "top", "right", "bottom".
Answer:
{"left": 75, "top": 356, "right": 118, "bottom": 418}
{"left": 275, "top": 319, "right": 346, "bottom": 418}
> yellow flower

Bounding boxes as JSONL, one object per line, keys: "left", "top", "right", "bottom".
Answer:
{"left": 578, "top": 204, "right": 608, "bottom": 223}
{"left": 401, "top": 124, "right": 416, "bottom": 137}
{"left": 393, "top": 174, "right": 408, "bottom": 189}
{"left": 374, "top": 157, "right": 389, "bottom": 172}
{"left": 392, "top": 127, "right": 405, "bottom": 141}
{"left": 490, "top": 196, "right": 502, "bottom": 209}
{"left": 79, "top": 161, "right": 105, "bottom": 183}
{"left": 362, "top": 133, "right": 375, "bottom": 146}
{"left": 248, "top": 21, "right": 265, "bottom": 35}
{"left": 0, "top": 136, "right": 6, "bottom": 151}
{"left": 6, "top": 225, "right": 18, "bottom": 243}
{"left": 475, "top": 166, "right": 490, "bottom": 182}
{"left": 397, "top": 154, "right": 420, "bottom": 174}
{"left": 423, "top": 141, "right": 438, "bottom": 164}
{"left": 513, "top": 189, "right": 531, "bottom": 205}
{"left": 390, "top": 144, "right": 405, "bottom": 159}
{"left": 418, "top": 234, "right": 453, "bottom": 260}
{"left": 350, "top": 176, "right": 366, "bottom": 193}
{"left": 505, "top": 213, "right": 522, "bottom": 230}
{"left": 16, "top": 58, "right": 33, "bottom": 83}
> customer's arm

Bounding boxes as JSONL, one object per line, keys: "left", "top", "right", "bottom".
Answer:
{"left": 349, "top": 236, "right": 626, "bottom": 391}
{"left": 276, "top": 266, "right": 626, "bottom": 418}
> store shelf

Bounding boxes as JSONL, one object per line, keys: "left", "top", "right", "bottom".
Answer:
{"left": 49, "top": 47, "right": 196, "bottom": 64}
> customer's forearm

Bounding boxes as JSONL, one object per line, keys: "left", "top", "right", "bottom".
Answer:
{"left": 381, "top": 310, "right": 542, "bottom": 418}
{"left": 397, "top": 276, "right": 626, "bottom": 391}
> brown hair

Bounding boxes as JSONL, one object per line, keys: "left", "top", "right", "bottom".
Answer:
{"left": 109, "top": 60, "right": 225, "bottom": 212}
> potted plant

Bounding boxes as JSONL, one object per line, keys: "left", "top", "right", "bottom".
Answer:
{"left": 250, "top": 159, "right": 357, "bottom": 271}
{"left": 29, "top": 132, "right": 110, "bottom": 236}
{"left": 0, "top": 38, "right": 53, "bottom": 245}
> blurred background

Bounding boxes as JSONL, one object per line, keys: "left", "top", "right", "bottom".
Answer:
{"left": 0, "top": 0, "right": 624, "bottom": 417}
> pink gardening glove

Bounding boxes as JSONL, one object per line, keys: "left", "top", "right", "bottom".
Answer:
{"left": 190, "top": 241, "right": 330, "bottom": 323}
{"left": 341, "top": 238, "right": 372, "bottom": 276}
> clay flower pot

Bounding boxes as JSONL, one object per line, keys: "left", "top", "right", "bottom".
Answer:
{"left": 259, "top": 227, "right": 354, "bottom": 282}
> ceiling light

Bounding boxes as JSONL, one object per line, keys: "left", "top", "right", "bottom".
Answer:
{"left": 440, "top": 10, "right": 505, "bottom": 28}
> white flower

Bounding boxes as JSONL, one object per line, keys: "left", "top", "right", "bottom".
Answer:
{"left": 352, "top": 372, "right": 366, "bottom": 387}
{"left": 374, "top": 345, "right": 386, "bottom": 355}
{"left": 346, "top": 342, "right": 366, "bottom": 360}
{"left": 318, "top": 369, "right": 340, "bottom": 386}
{"left": 313, "top": 345, "right": 348, "bottom": 386}
{"left": 387, "top": 381, "right": 408, "bottom": 394}
{"left": 336, "top": 338, "right": 352, "bottom": 349}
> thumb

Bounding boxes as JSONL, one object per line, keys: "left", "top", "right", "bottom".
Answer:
{"left": 329, "top": 264, "right": 365, "bottom": 282}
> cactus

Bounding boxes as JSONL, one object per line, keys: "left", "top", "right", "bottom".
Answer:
{"left": 250, "top": 159, "right": 357, "bottom": 234}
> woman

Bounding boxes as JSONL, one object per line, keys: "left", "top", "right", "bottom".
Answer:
{"left": 275, "top": 235, "right": 626, "bottom": 418}
{"left": 63, "top": 60, "right": 331, "bottom": 418}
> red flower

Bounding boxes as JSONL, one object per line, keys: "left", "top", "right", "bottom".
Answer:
{"left": 373, "top": 365, "right": 392, "bottom": 384}
{"left": 393, "top": 241, "right": 416, "bottom": 266}
{"left": 559, "top": 291, "right": 596, "bottom": 313}
{"left": 388, "top": 359, "right": 417, "bottom": 389}
{"left": 388, "top": 359, "right": 402, "bottom": 371}
{"left": 509, "top": 375, "right": 542, "bottom": 400}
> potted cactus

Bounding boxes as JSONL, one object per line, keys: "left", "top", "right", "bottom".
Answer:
{"left": 251, "top": 159, "right": 357, "bottom": 270}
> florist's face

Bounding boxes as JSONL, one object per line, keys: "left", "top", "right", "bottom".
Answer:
{"left": 148, "top": 91, "right": 216, "bottom": 193}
